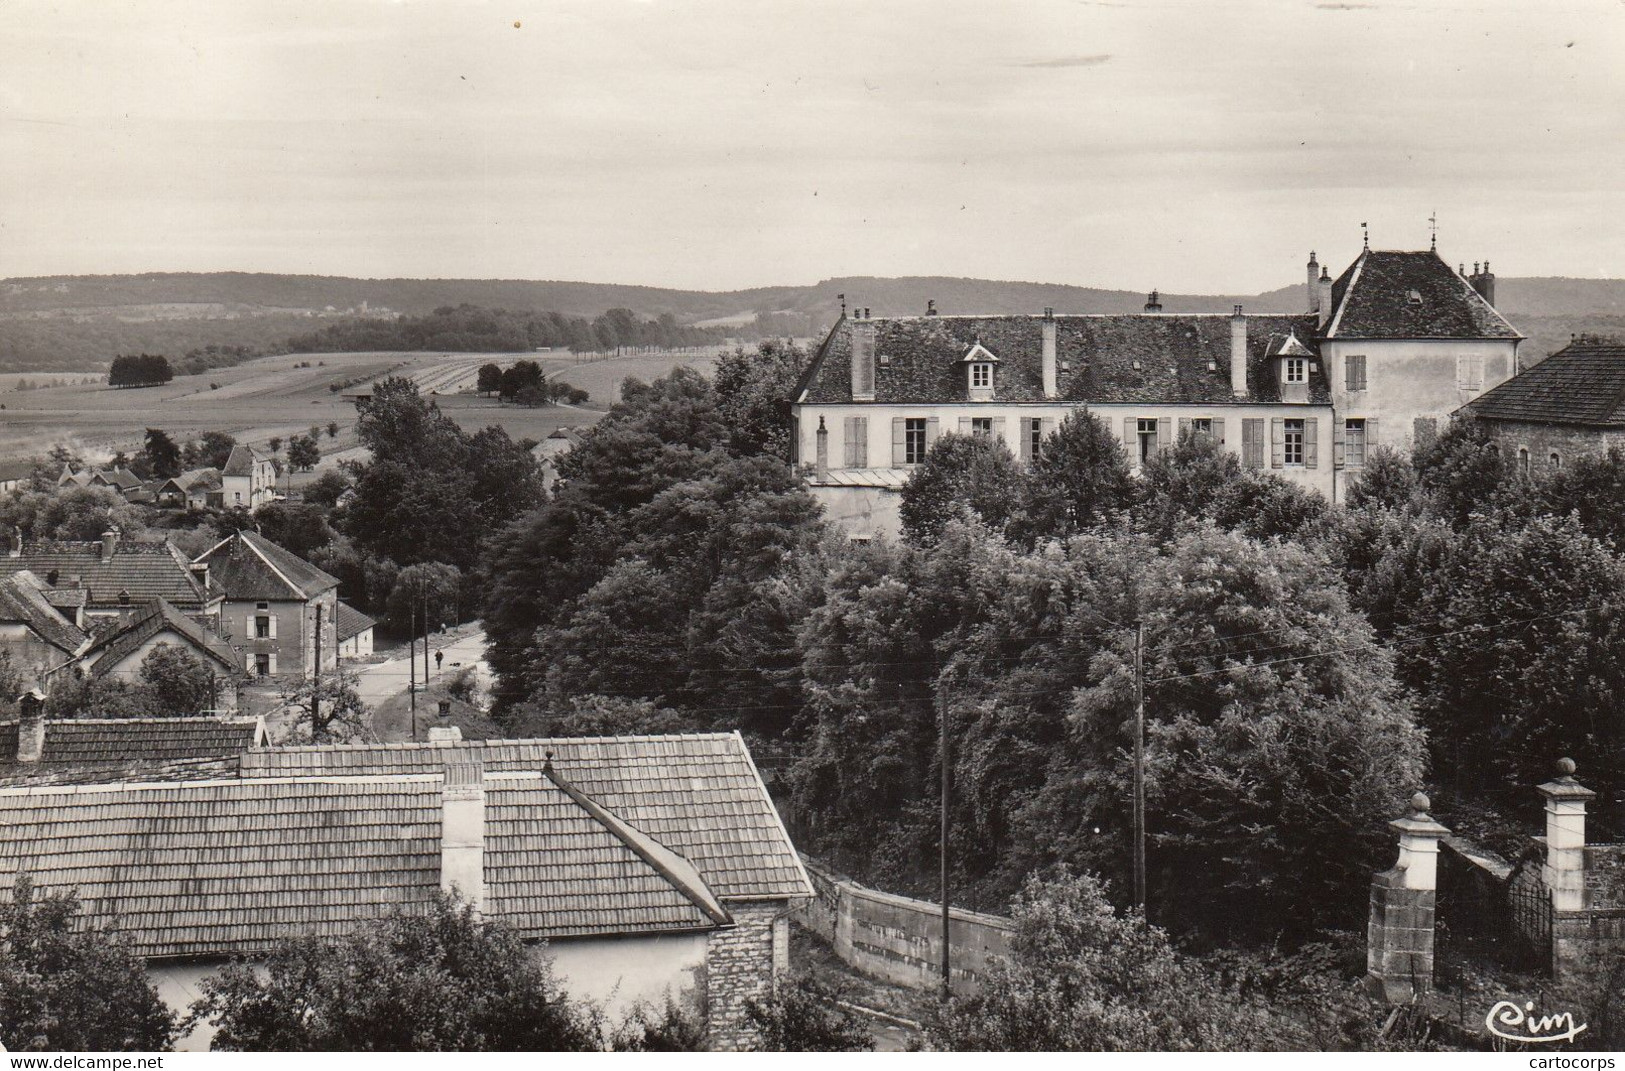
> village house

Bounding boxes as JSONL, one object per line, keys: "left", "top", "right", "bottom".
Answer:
{"left": 0, "top": 730, "right": 810, "bottom": 1051}
{"left": 1458, "top": 337, "right": 1625, "bottom": 474}
{"left": 0, "top": 704, "right": 264, "bottom": 773}
{"left": 220, "top": 444, "right": 276, "bottom": 510}
{"left": 194, "top": 530, "right": 339, "bottom": 680}
{"left": 0, "top": 459, "right": 36, "bottom": 495}
{"left": 0, "top": 570, "right": 90, "bottom": 689}
{"left": 791, "top": 245, "right": 1523, "bottom": 538}
{"left": 71, "top": 597, "right": 243, "bottom": 709}
{"left": 154, "top": 467, "right": 224, "bottom": 510}
{"left": 0, "top": 531, "right": 222, "bottom": 627}
{"left": 335, "top": 600, "right": 375, "bottom": 659}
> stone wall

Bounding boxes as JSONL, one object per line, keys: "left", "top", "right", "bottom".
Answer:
{"left": 793, "top": 857, "right": 1012, "bottom": 995}
{"left": 1551, "top": 844, "right": 1625, "bottom": 980}
{"left": 705, "top": 900, "right": 787, "bottom": 1052}
{"left": 1366, "top": 870, "right": 1438, "bottom": 1002}
{"left": 1480, "top": 418, "right": 1618, "bottom": 470}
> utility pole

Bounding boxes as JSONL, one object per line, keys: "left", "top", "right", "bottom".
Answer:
{"left": 409, "top": 601, "right": 417, "bottom": 741}
{"left": 312, "top": 602, "right": 323, "bottom": 737}
{"left": 1132, "top": 620, "right": 1147, "bottom": 912}
{"left": 939, "top": 685, "right": 952, "bottom": 999}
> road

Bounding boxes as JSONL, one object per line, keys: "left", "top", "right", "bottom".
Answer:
{"left": 353, "top": 627, "right": 493, "bottom": 706}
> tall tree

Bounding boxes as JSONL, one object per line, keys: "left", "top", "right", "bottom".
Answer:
{"left": 712, "top": 339, "right": 807, "bottom": 462}
{"left": 1014, "top": 409, "right": 1135, "bottom": 543}
{"left": 140, "top": 427, "right": 182, "bottom": 479}
{"left": 899, "top": 432, "right": 1025, "bottom": 547}
{"left": 477, "top": 362, "right": 503, "bottom": 396}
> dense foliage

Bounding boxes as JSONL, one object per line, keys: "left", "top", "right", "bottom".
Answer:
{"left": 0, "top": 876, "right": 178, "bottom": 1052}
{"left": 287, "top": 303, "right": 728, "bottom": 355}
{"left": 107, "top": 353, "right": 173, "bottom": 388}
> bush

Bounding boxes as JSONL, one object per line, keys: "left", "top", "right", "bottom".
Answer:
{"left": 745, "top": 973, "right": 872, "bottom": 1052}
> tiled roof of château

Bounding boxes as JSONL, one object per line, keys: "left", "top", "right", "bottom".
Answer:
{"left": 1461, "top": 340, "right": 1625, "bottom": 427}
{"left": 1325, "top": 249, "right": 1521, "bottom": 340}
{"left": 795, "top": 312, "right": 1332, "bottom": 406}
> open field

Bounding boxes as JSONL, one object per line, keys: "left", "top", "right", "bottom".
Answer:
{"left": 0, "top": 347, "right": 718, "bottom": 467}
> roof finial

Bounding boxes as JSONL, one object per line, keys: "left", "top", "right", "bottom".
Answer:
{"left": 837, "top": 293, "right": 847, "bottom": 317}
{"left": 1428, "top": 210, "right": 1438, "bottom": 251}
{"left": 1361, "top": 221, "right": 1369, "bottom": 249}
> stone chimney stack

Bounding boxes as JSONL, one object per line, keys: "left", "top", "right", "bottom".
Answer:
{"left": 1318, "top": 268, "right": 1334, "bottom": 330}
{"left": 1143, "top": 290, "right": 1163, "bottom": 314}
{"left": 814, "top": 416, "right": 829, "bottom": 480}
{"left": 100, "top": 530, "right": 118, "bottom": 562}
{"left": 1365, "top": 792, "right": 1449, "bottom": 1003}
{"left": 440, "top": 760, "right": 486, "bottom": 912}
{"left": 1230, "top": 305, "right": 1248, "bottom": 398}
{"left": 16, "top": 691, "right": 46, "bottom": 763}
{"left": 1469, "top": 260, "right": 1497, "bottom": 306}
{"left": 925, "top": 299, "right": 938, "bottom": 317}
{"left": 850, "top": 316, "right": 876, "bottom": 401}
{"left": 1040, "top": 307, "right": 1058, "bottom": 399}
{"left": 1539, "top": 757, "right": 1595, "bottom": 913}
{"left": 1306, "top": 251, "right": 1320, "bottom": 312}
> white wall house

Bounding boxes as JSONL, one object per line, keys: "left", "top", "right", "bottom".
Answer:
{"left": 791, "top": 246, "right": 1522, "bottom": 540}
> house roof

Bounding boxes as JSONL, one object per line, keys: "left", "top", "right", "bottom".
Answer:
{"left": 239, "top": 733, "right": 812, "bottom": 903}
{"left": 0, "top": 459, "right": 38, "bottom": 483}
{"left": 0, "top": 746, "right": 770, "bottom": 957}
{"left": 0, "top": 540, "right": 214, "bottom": 611}
{"left": 1324, "top": 249, "right": 1522, "bottom": 341}
{"left": 0, "top": 717, "right": 263, "bottom": 770}
{"left": 97, "top": 468, "right": 144, "bottom": 492}
{"left": 172, "top": 468, "right": 222, "bottom": 493}
{"left": 221, "top": 445, "right": 265, "bottom": 477}
{"left": 335, "top": 601, "right": 375, "bottom": 643}
{"left": 796, "top": 312, "right": 1331, "bottom": 406}
{"left": 81, "top": 598, "right": 241, "bottom": 677}
{"left": 196, "top": 530, "right": 340, "bottom": 602}
{"left": 1461, "top": 340, "right": 1625, "bottom": 428}
{"left": 0, "top": 570, "right": 88, "bottom": 655}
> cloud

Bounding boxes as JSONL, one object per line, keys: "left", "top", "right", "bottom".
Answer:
{"left": 1017, "top": 54, "right": 1113, "bottom": 68}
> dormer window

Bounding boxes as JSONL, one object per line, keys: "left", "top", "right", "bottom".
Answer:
{"left": 960, "top": 342, "right": 999, "bottom": 400}
{"left": 1284, "top": 358, "right": 1307, "bottom": 384}
{"left": 970, "top": 363, "right": 992, "bottom": 389}
{"left": 1407, "top": 289, "right": 1423, "bottom": 305}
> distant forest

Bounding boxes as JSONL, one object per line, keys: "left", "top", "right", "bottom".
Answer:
{"left": 286, "top": 304, "right": 731, "bottom": 355}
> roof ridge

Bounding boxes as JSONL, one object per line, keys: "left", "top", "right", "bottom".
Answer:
{"left": 238, "top": 532, "right": 308, "bottom": 599}
{"left": 1324, "top": 248, "right": 1367, "bottom": 338}
{"left": 254, "top": 731, "right": 741, "bottom": 753}
{"left": 541, "top": 758, "right": 732, "bottom": 927}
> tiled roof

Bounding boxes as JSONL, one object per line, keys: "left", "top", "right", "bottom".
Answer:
{"left": 335, "top": 601, "right": 375, "bottom": 642}
{"left": 221, "top": 445, "right": 264, "bottom": 477}
{"left": 0, "top": 571, "right": 88, "bottom": 654}
{"left": 0, "top": 459, "right": 38, "bottom": 483}
{"left": 241, "top": 733, "right": 812, "bottom": 902}
{"left": 174, "top": 468, "right": 222, "bottom": 493}
{"left": 1325, "top": 249, "right": 1521, "bottom": 340}
{"left": 0, "top": 540, "right": 212, "bottom": 612}
{"left": 196, "top": 531, "right": 339, "bottom": 602}
{"left": 796, "top": 312, "right": 1331, "bottom": 406}
{"left": 0, "top": 717, "right": 263, "bottom": 768}
{"left": 0, "top": 768, "right": 731, "bottom": 958}
{"left": 81, "top": 599, "right": 241, "bottom": 678}
{"left": 1461, "top": 341, "right": 1625, "bottom": 427}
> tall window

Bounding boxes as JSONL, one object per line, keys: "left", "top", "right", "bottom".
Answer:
{"left": 1345, "top": 354, "right": 1367, "bottom": 391}
{"left": 1550, "top": 452, "right": 1562, "bottom": 469}
{"left": 1518, "top": 447, "right": 1530, "bottom": 476}
{"left": 1283, "top": 419, "right": 1305, "bottom": 466}
{"left": 970, "top": 363, "right": 993, "bottom": 389}
{"left": 1284, "top": 358, "right": 1307, "bottom": 384}
{"left": 1137, "top": 418, "right": 1159, "bottom": 464}
{"left": 1344, "top": 418, "right": 1367, "bottom": 468}
{"left": 1027, "top": 418, "right": 1044, "bottom": 461}
{"left": 905, "top": 418, "right": 929, "bottom": 465}
{"left": 843, "top": 416, "right": 868, "bottom": 468}
{"left": 255, "top": 653, "right": 270, "bottom": 676}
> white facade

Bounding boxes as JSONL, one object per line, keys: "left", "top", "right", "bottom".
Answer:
{"left": 1321, "top": 337, "right": 1519, "bottom": 453}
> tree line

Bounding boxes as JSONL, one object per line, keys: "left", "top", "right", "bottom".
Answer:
{"left": 288, "top": 303, "right": 731, "bottom": 355}
{"left": 107, "top": 353, "right": 173, "bottom": 387}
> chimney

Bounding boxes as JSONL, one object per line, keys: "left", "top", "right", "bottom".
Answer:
{"left": 1041, "top": 307, "right": 1058, "bottom": 399}
{"left": 1318, "top": 268, "right": 1334, "bottom": 330}
{"left": 100, "top": 530, "right": 117, "bottom": 561}
{"left": 925, "top": 299, "right": 938, "bottom": 317}
{"left": 1539, "top": 757, "right": 1595, "bottom": 912}
{"left": 438, "top": 699, "right": 452, "bottom": 718}
{"left": 1470, "top": 260, "right": 1496, "bottom": 306}
{"left": 850, "top": 318, "right": 876, "bottom": 400}
{"left": 1230, "top": 305, "right": 1248, "bottom": 398}
{"left": 1143, "top": 290, "right": 1162, "bottom": 314}
{"left": 440, "top": 760, "right": 486, "bottom": 911}
{"left": 815, "top": 416, "right": 830, "bottom": 479}
{"left": 17, "top": 690, "right": 46, "bottom": 763}
{"left": 1307, "top": 250, "right": 1320, "bottom": 312}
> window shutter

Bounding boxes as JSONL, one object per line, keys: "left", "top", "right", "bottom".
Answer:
{"left": 855, "top": 417, "right": 868, "bottom": 467}
{"left": 1212, "top": 416, "right": 1226, "bottom": 445}
{"left": 268, "top": 653, "right": 278, "bottom": 676}
{"left": 991, "top": 416, "right": 1006, "bottom": 443}
{"left": 959, "top": 416, "right": 972, "bottom": 434}
{"left": 892, "top": 417, "right": 906, "bottom": 467}
{"left": 267, "top": 613, "right": 278, "bottom": 639}
{"left": 926, "top": 417, "right": 940, "bottom": 450}
{"left": 1333, "top": 420, "right": 1346, "bottom": 469}
{"left": 1366, "top": 417, "right": 1379, "bottom": 447}
{"left": 1124, "top": 417, "right": 1136, "bottom": 449}
{"left": 1241, "top": 419, "right": 1257, "bottom": 468}
{"left": 1305, "top": 417, "right": 1319, "bottom": 469}
{"left": 1042, "top": 417, "right": 1056, "bottom": 439}
{"left": 1178, "top": 417, "right": 1190, "bottom": 441}
{"left": 842, "top": 417, "right": 855, "bottom": 468}
{"left": 1270, "top": 418, "right": 1284, "bottom": 468}
{"left": 1018, "top": 418, "right": 1032, "bottom": 462}
{"left": 1157, "top": 417, "right": 1172, "bottom": 453}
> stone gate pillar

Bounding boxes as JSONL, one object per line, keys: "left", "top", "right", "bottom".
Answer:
{"left": 1539, "top": 757, "right": 1594, "bottom": 912}
{"left": 1366, "top": 792, "right": 1450, "bottom": 1003}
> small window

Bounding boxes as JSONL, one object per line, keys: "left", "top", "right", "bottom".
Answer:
{"left": 970, "top": 417, "right": 993, "bottom": 436}
{"left": 256, "top": 602, "right": 269, "bottom": 611}
{"left": 1189, "top": 418, "right": 1213, "bottom": 440}
{"left": 1137, "top": 418, "right": 1159, "bottom": 464}
{"left": 1550, "top": 452, "right": 1562, "bottom": 469}
{"left": 970, "top": 363, "right": 993, "bottom": 389}
{"left": 1283, "top": 419, "right": 1305, "bottom": 466}
{"left": 1457, "top": 355, "right": 1485, "bottom": 391}
{"left": 255, "top": 616, "right": 271, "bottom": 639}
{"left": 1518, "top": 447, "right": 1530, "bottom": 476}
{"left": 905, "top": 418, "right": 929, "bottom": 465}
{"left": 1407, "top": 289, "right": 1423, "bottom": 305}
{"left": 1284, "top": 358, "right": 1307, "bottom": 384}
{"left": 1345, "top": 419, "right": 1367, "bottom": 468}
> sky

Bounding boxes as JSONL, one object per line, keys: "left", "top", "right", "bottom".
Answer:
{"left": 2, "top": 0, "right": 1623, "bottom": 293}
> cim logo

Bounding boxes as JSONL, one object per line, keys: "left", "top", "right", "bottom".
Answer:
{"left": 1486, "top": 1000, "right": 1588, "bottom": 1045}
